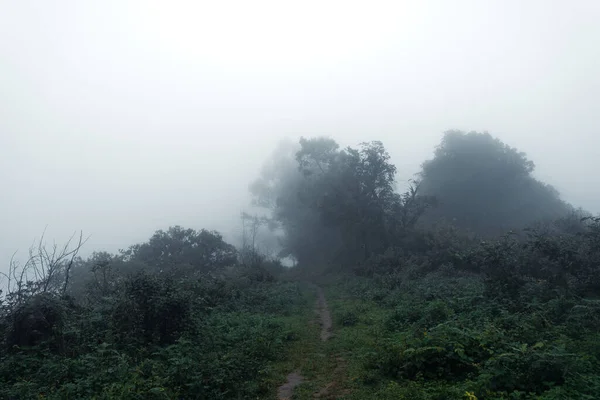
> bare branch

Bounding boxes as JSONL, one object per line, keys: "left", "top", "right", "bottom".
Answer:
{"left": 1, "top": 250, "right": 19, "bottom": 293}
{"left": 62, "top": 231, "right": 86, "bottom": 295}
{"left": 2, "top": 228, "right": 89, "bottom": 303}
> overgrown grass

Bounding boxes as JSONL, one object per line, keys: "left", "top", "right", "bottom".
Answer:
{"left": 0, "top": 274, "right": 317, "bottom": 400}
{"left": 266, "top": 283, "right": 348, "bottom": 400}
{"left": 319, "top": 272, "right": 600, "bottom": 400}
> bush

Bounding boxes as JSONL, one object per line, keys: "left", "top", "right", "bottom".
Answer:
{"left": 5, "top": 293, "right": 73, "bottom": 352}
{"left": 374, "top": 325, "right": 486, "bottom": 381}
{"left": 111, "top": 272, "right": 193, "bottom": 347}
{"left": 339, "top": 309, "right": 360, "bottom": 327}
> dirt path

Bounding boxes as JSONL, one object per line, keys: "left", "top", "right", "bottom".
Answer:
{"left": 277, "top": 285, "right": 334, "bottom": 399}
{"left": 316, "top": 287, "right": 333, "bottom": 341}
{"left": 313, "top": 355, "right": 348, "bottom": 399}
{"left": 277, "top": 372, "right": 304, "bottom": 400}
{"left": 313, "top": 287, "right": 349, "bottom": 399}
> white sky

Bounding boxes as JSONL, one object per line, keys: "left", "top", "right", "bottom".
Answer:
{"left": 1, "top": 0, "right": 599, "bottom": 267}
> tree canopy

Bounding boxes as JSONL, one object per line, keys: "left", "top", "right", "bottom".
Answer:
{"left": 251, "top": 137, "right": 432, "bottom": 268}
{"left": 418, "top": 130, "right": 571, "bottom": 236}
{"left": 121, "top": 226, "right": 237, "bottom": 273}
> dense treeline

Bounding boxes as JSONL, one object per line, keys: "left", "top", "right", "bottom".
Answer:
{"left": 1, "top": 130, "right": 599, "bottom": 399}
{"left": 250, "top": 130, "right": 574, "bottom": 268}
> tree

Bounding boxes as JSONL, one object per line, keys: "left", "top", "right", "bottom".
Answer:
{"left": 0, "top": 229, "right": 87, "bottom": 353}
{"left": 121, "top": 226, "right": 237, "bottom": 274}
{"left": 1, "top": 229, "right": 87, "bottom": 307}
{"left": 250, "top": 138, "right": 340, "bottom": 266}
{"left": 295, "top": 138, "right": 398, "bottom": 261}
{"left": 239, "top": 212, "right": 275, "bottom": 266}
{"left": 418, "top": 130, "right": 570, "bottom": 236}
{"left": 251, "top": 137, "right": 433, "bottom": 268}
{"left": 65, "top": 251, "right": 124, "bottom": 301}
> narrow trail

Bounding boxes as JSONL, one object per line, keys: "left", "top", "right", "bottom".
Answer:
{"left": 316, "top": 287, "right": 333, "bottom": 341}
{"left": 277, "top": 285, "right": 336, "bottom": 399}
{"left": 277, "top": 372, "right": 304, "bottom": 400}
{"left": 312, "top": 287, "right": 348, "bottom": 399}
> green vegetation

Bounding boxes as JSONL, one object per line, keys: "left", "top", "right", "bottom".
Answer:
{"left": 2, "top": 130, "right": 600, "bottom": 399}
{"left": 0, "top": 228, "right": 314, "bottom": 399}
{"left": 322, "top": 261, "right": 600, "bottom": 399}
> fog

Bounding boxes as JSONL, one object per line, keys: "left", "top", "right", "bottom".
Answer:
{"left": 2, "top": 0, "right": 599, "bottom": 268}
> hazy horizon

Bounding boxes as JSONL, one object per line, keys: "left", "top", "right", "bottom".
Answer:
{"left": 2, "top": 0, "right": 599, "bottom": 267}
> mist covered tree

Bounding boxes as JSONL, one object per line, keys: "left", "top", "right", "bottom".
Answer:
{"left": 249, "top": 139, "right": 338, "bottom": 266}
{"left": 121, "top": 226, "right": 237, "bottom": 274}
{"left": 251, "top": 137, "right": 433, "bottom": 268}
{"left": 296, "top": 138, "right": 401, "bottom": 261}
{"left": 418, "top": 130, "right": 571, "bottom": 236}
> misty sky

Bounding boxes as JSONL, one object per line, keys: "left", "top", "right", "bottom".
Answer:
{"left": 1, "top": 0, "right": 599, "bottom": 268}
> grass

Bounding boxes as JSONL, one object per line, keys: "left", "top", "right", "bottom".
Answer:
{"left": 296, "top": 274, "right": 600, "bottom": 400}
{"left": 324, "top": 284, "right": 400, "bottom": 399}
{"left": 261, "top": 282, "right": 354, "bottom": 399}
{"left": 258, "top": 283, "right": 327, "bottom": 399}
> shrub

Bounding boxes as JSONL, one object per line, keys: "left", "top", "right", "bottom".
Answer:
{"left": 111, "top": 272, "right": 193, "bottom": 347}
{"left": 374, "top": 325, "right": 486, "bottom": 381}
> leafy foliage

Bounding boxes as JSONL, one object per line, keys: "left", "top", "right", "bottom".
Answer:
{"left": 0, "top": 226, "right": 307, "bottom": 399}
{"left": 457, "top": 216, "right": 600, "bottom": 305}
{"left": 330, "top": 266, "right": 600, "bottom": 399}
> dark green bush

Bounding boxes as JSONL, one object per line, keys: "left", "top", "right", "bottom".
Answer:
{"left": 111, "top": 272, "right": 193, "bottom": 347}
{"left": 339, "top": 309, "right": 360, "bottom": 326}
{"left": 375, "top": 325, "right": 486, "bottom": 381}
